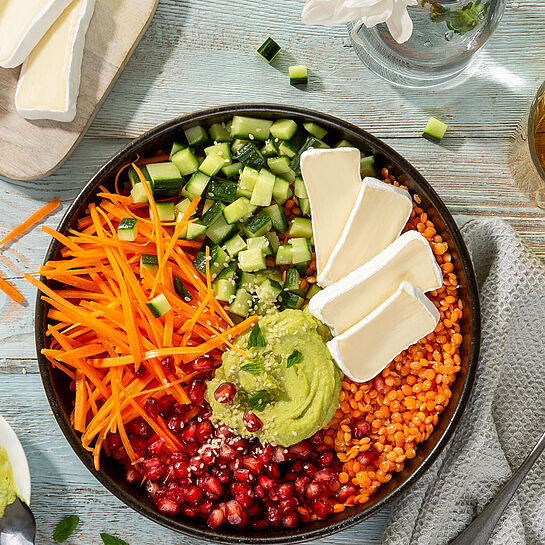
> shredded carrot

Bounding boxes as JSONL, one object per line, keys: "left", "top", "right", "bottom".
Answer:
{"left": 0, "top": 274, "right": 24, "bottom": 303}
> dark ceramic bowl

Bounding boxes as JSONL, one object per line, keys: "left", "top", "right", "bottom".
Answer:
{"left": 36, "top": 105, "right": 481, "bottom": 544}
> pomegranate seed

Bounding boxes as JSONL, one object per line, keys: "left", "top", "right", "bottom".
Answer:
{"left": 180, "top": 421, "right": 197, "bottom": 444}
{"left": 189, "top": 456, "right": 206, "bottom": 476}
{"left": 140, "top": 456, "right": 161, "bottom": 470}
{"left": 200, "top": 447, "right": 215, "bottom": 465}
{"left": 186, "top": 486, "right": 204, "bottom": 506}
{"left": 181, "top": 505, "right": 195, "bottom": 517}
{"left": 196, "top": 420, "right": 213, "bottom": 443}
{"left": 226, "top": 500, "right": 243, "bottom": 525}
{"left": 254, "top": 485, "right": 265, "bottom": 498}
{"left": 257, "top": 444, "right": 274, "bottom": 464}
{"left": 69, "top": 380, "right": 77, "bottom": 392}
{"left": 160, "top": 356, "right": 175, "bottom": 375}
{"left": 353, "top": 419, "right": 372, "bottom": 440}
{"left": 203, "top": 475, "right": 223, "bottom": 499}
{"left": 170, "top": 451, "right": 185, "bottom": 463}
{"left": 156, "top": 497, "right": 179, "bottom": 514}
{"left": 214, "top": 382, "right": 236, "bottom": 403}
{"left": 215, "top": 468, "right": 232, "bottom": 484}
{"left": 309, "top": 430, "right": 324, "bottom": 445}
{"left": 107, "top": 433, "right": 121, "bottom": 450}
{"left": 235, "top": 491, "right": 253, "bottom": 508}
{"left": 278, "top": 497, "right": 298, "bottom": 516}
{"left": 233, "top": 468, "right": 255, "bottom": 484}
{"left": 193, "top": 355, "right": 216, "bottom": 375}
{"left": 146, "top": 465, "right": 166, "bottom": 481}
{"left": 258, "top": 475, "right": 274, "bottom": 490}
{"left": 188, "top": 379, "right": 206, "bottom": 404}
{"left": 319, "top": 451, "right": 333, "bottom": 468}
{"left": 288, "top": 441, "right": 311, "bottom": 459}
{"left": 267, "top": 505, "right": 281, "bottom": 528}
{"left": 277, "top": 483, "right": 295, "bottom": 500}
{"left": 125, "top": 468, "right": 142, "bottom": 484}
{"left": 167, "top": 415, "right": 183, "bottom": 433}
{"left": 229, "top": 437, "right": 249, "bottom": 452}
{"left": 128, "top": 418, "right": 152, "bottom": 439}
{"left": 194, "top": 499, "right": 214, "bottom": 518}
{"left": 173, "top": 460, "right": 190, "bottom": 479}
{"left": 357, "top": 449, "right": 379, "bottom": 466}
{"left": 157, "top": 396, "right": 174, "bottom": 417}
{"left": 314, "top": 469, "right": 337, "bottom": 486}
{"left": 219, "top": 444, "right": 237, "bottom": 459}
{"left": 271, "top": 447, "right": 288, "bottom": 463}
{"left": 282, "top": 511, "right": 301, "bottom": 528}
{"left": 295, "top": 475, "right": 310, "bottom": 497}
{"left": 229, "top": 458, "right": 242, "bottom": 472}
{"left": 243, "top": 411, "right": 262, "bottom": 432}
{"left": 252, "top": 519, "right": 268, "bottom": 530}
{"left": 167, "top": 483, "right": 185, "bottom": 503}
{"left": 337, "top": 484, "right": 359, "bottom": 502}
{"left": 144, "top": 398, "right": 159, "bottom": 419}
{"left": 185, "top": 442, "right": 199, "bottom": 456}
{"left": 266, "top": 463, "right": 280, "bottom": 480}
{"left": 146, "top": 436, "right": 166, "bottom": 456}
{"left": 306, "top": 482, "right": 323, "bottom": 500}
{"left": 373, "top": 375, "right": 386, "bottom": 395}
{"left": 310, "top": 498, "right": 333, "bottom": 518}
{"left": 207, "top": 508, "right": 226, "bottom": 530}
{"left": 231, "top": 482, "right": 253, "bottom": 496}
{"left": 215, "top": 424, "right": 235, "bottom": 439}
{"left": 146, "top": 479, "right": 159, "bottom": 498}
{"left": 242, "top": 455, "right": 264, "bottom": 474}
{"left": 303, "top": 462, "right": 318, "bottom": 478}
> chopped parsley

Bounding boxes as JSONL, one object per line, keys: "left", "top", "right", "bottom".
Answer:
{"left": 287, "top": 349, "right": 302, "bottom": 368}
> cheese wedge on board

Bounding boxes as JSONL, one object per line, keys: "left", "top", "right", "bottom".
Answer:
{"left": 15, "top": 0, "right": 96, "bottom": 122}
{"left": 0, "top": 0, "right": 72, "bottom": 68}
{"left": 327, "top": 281, "right": 440, "bottom": 383}
{"left": 318, "top": 177, "right": 412, "bottom": 286}
{"left": 309, "top": 231, "right": 443, "bottom": 335}
{"left": 300, "top": 148, "right": 362, "bottom": 275}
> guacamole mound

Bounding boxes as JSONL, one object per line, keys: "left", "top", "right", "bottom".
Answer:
{"left": 0, "top": 447, "right": 18, "bottom": 517}
{"left": 206, "top": 309, "right": 342, "bottom": 446}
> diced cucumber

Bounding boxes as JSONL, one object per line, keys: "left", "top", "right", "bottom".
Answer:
{"left": 284, "top": 268, "right": 300, "bottom": 292}
{"left": 290, "top": 237, "right": 313, "bottom": 264}
{"left": 278, "top": 291, "right": 304, "bottom": 310}
{"left": 306, "top": 283, "right": 322, "bottom": 300}
{"left": 200, "top": 201, "right": 225, "bottom": 227}
{"left": 175, "top": 198, "right": 192, "bottom": 217}
{"left": 185, "top": 125, "right": 209, "bottom": 147}
{"left": 237, "top": 167, "right": 260, "bottom": 198}
{"left": 265, "top": 231, "right": 280, "bottom": 253}
{"left": 140, "top": 254, "right": 158, "bottom": 276}
{"left": 238, "top": 272, "right": 256, "bottom": 291}
{"left": 173, "top": 276, "right": 193, "bottom": 302}
{"left": 423, "top": 117, "right": 448, "bottom": 143}
{"left": 234, "top": 142, "right": 265, "bottom": 170}
{"left": 203, "top": 198, "right": 214, "bottom": 214}
{"left": 267, "top": 156, "right": 296, "bottom": 181}
{"left": 146, "top": 162, "right": 183, "bottom": 199}
{"left": 213, "top": 278, "right": 237, "bottom": 303}
{"left": 251, "top": 169, "right": 275, "bottom": 207}
{"left": 199, "top": 153, "right": 226, "bottom": 177}
{"left": 277, "top": 127, "right": 307, "bottom": 158}
{"left": 289, "top": 136, "right": 330, "bottom": 173}
{"left": 193, "top": 243, "right": 229, "bottom": 279}
{"left": 230, "top": 116, "right": 273, "bottom": 141}
{"left": 360, "top": 155, "right": 377, "bottom": 177}
{"left": 270, "top": 119, "right": 298, "bottom": 141}
{"left": 224, "top": 233, "right": 247, "bottom": 257}
{"left": 275, "top": 244, "right": 292, "bottom": 266}
{"left": 272, "top": 177, "right": 292, "bottom": 205}
{"left": 147, "top": 293, "right": 171, "bottom": 318}
{"left": 303, "top": 122, "right": 328, "bottom": 140}
{"left": 238, "top": 248, "right": 267, "bottom": 272}
{"left": 128, "top": 165, "right": 152, "bottom": 187}
{"left": 151, "top": 201, "right": 175, "bottom": 222}
{"left": 289, "top": 217, "right": 313, "bottom": 238}
{"left": 172, "top": 148, "right": 199, "bottom": 176}
{"left": 289, "top": 65, "right": 308, "bottom": 85}
{"left": 298, "top": 197, "right": 311, "bottom": 217}
{"left": 254, "top": 268, "right": 283, "bottom": 285}
{"left": 205, "top": 180, "right": 238, "bottom": 203}
{"left": 206, "top": 214, "right": 238, "bottom": 244}
{"left": 221, "top": 162, "right": 243, "bottom": 179}
{"left": 205, "top": 142, "right": 231, "bottom": 167}
{"left": 260, "top": 140, "right": 278, "bottom": 158}
{"left": 294, "top": 177, "right": 308, "bottom": 199}
{"left": 264, "top": 204, "right": 288, "bottom": 233}
{"left": 247, "top": 235, "right": 272, "bottom": 256}
{"left": 294, "top": 262, "right": 308, "bottom": 275}
{"left": 256, "top": 37, "right": 281, "bottom": 63}
{"left": 182, "top": 171, "right": 210, "bottom": 200}
{"left": 256, "top": 278, "right": 282, "bottom": 301}
{"left": 242, "top": 210, "right": 272, "bottom": 237}
{"left": 223, "top": 197, "right": 255, "bottom": 224}
{"left": 231, "top": 139, "right": 249, "bottom": 153}
{"left": 227, "top": 288, "right": 253, "bottom": 317}
{"left": 335, "top": 139, "right": 353, "bottom": 148}
{"left": 209, "top": 122, "right": 232, "bottom": 143}
{"left": 117, "top": 218, "right": 138, "bottom": 241}
{"left": 130, "top": 181, "right": 151, "bottom": 203}
{"left": 169, "top": 141, "right": 185, "bottom": 161}
{"left": 217, "top": 261, "right": 238, "bottom": 281}
{"left": 186, "top": 222, "right": 207, "bottom": 240}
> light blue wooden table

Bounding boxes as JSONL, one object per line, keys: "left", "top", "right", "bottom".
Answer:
{"left": 1, "top": 1, "right": 544, "bottom": 543}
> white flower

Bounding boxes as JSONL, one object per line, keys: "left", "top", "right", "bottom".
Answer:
{"left": 301, "top": 0, "right": 418, "bottom": 44}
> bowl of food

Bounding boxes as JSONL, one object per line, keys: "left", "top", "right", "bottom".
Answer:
{"left": 34, "top": 104, "right": 480, "bottom": 543}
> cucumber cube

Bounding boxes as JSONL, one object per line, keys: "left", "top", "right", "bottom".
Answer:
{"left": 151, "top": 201, "right": 175, "bottom": 222}
{"left": 173, "top": 276, "right": 194, "bottom": 302}
{"left": 238, "top": 272, "right": 256, "bottom": 291}
{"left": 256, "top": 37, "right": 281, "bottom": 63}
{"left": 199, "top": 153, "right": 226, "bottom": 177}
{"left": 174, "top": 198, "right": 192, "bottom": 219}
{"left": 423, "top": 117, "right": 448, "bottom": 142}
{"left": 140, "top": 254, "right": 158, "bottom": 276}
{"left": 298, "top": 197, "right": 311, "bottom": 217}
{"left": 260, "top": 140, "right": 278, "bottom": 158}
{"left": 206, "top": 214, "right": 238, "bottom": 244}
{"left": 237, "top": 167, "right": 260, "bottom": 198}
{"left": 270, "top": 119, "right": 298, "bottom": 140}
{"left": 169, "top": 141, "right": 185, "bottom": 160}
{"left": 264, "top": 204, "right": 288, "bottom": 233}
{"left": 267, "top": 156, "right": 295, "bottom": 181}
{"left": 265, "top": 231, "right": 280, "bottom": 253}
{"left": 242, "top": 210, "right": 272, "bottom": 238}
{"left": 360, "top": 155, "right": 377, "bottom": 177}
{"left": 128, "top": 165, "right": 152, "bottom": 188}
{"left": 283, "top": 267, "right": 300, "bottom": 292}
{"left": 290, "top": 237, "right": 313, "bottom": 264}
{"left": 213, "top": 278, "right": 237, "bottom": 302}
{"left": 272, "top": 177, "right": 292, "bottom": 205}
{"left": 209, "top": 122, "right": 232, "bottom": 142}
{"left": 294, "top": 177, "right": 308, "bottom": 199}
{"left": 147, "top": 293, "right": 171, "bottom": 318}
{"left": 278, "top": 291, "right": 304, "bottom": 310}
{"left": 230, "top": 116, "right": 273, "bottom": 141}
{"left": 205, "top": 142, "right": 231, "bottom": 167}
{"left": 335, "top": 139, "right": 353, "bottom": 148}
{"left": 275, "top": 244, "right": 292, "bottom": 266}
{"left": 193, "top": 244, "right": 229, "bottom": 279}
{"left": 200, "top": 201, "right": 225, "bottom": 227}
{"left": 256, "top": 278, "right": 282, "bottom": 301}
{"left": 130, "top": 181, "right": 151, "bottom": 204}
{"left": 247, "top": 236, "right": 272, "bottom": 256}
{"left": 250, "top": 169, "right": 275, "bottom": 207}
{"left": 182, "top": 171, "right": 210, "bottom": 200}
{"left": 146, "top": 162, "right": 183, "bottom": 199}
{"left": 227, "top": 288, "right": 253, "bottom": 317}
{"left": 172, "top": 148, "right": 199, "bottom": 176}
{"left": 306, "top": 284, "right": 322, "bottom": 300}
{"left": 303, "top": 122, "right": 328, "bottom": 140}
{"left": 238, "top": 248, "right": 267, "bottom": 272}
{"left": 234, "top": 142, "right": 265, "bottom": 170}
{"left": 202, "top": 198, "right": 214, "bottom": 214}
{"left": 185, "top": 125, "right": 209, "bottom": 146}
{"left": 221, "top": 162, "right": 243, "bottom": 179}
{"left": 117, "top": 218, "right": 138, "bottom": 242}
{"left": 289, "top": 65, "right": 308, "bottom": 86}
{"left": 223, "top": 197, "right": 255, "bottom": 224}
{"left": 205, "top": 180, "right": 238, "bottom": 203}
{"left": 288, "top": 217, "right": 313, "bottom": 239}
{"left": 185, "top": 222, "right": 207, "bottom": 240}
{"left": 224, "top": 234, "right": 247, "bottom": 257}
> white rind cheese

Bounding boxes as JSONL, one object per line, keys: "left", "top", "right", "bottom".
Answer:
{"left": 318, "top": 177, "right": 412, "bottom": 286}
{"left": 0, "top": 0, "right": 73, "bottom": 69}
{"left": 300, "top": 148, "right": 362, "bottom": 275}
{"left": 327, "top": 281, "right": 440, "bottom": 383}
{"left": 15, "top": 0, "right": 96, "bottom": 123}
{"left": 310, "top": 231, "right": 443, "bottom": 335}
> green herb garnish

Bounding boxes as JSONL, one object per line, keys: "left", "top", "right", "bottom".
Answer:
{"left": 248, "top": 322, "right": 266, "bottom": 349}
{"left": 249, "top": 390, "right": 271, "bottom": 411}
{"left": 241, "top": 362, "right": 264, "bottom": 374}
{"left": 287, "top": 350, "right": 302, "bottom": 368}
{"left": 53, "top": 515, "right": 80, "bottom": 543}
{"left": 100, "top": 534, "right": 130, "bottom": 545}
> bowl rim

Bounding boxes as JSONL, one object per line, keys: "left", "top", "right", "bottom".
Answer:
{"left": 35, "top": 103, "right": 481, "bottom": 544}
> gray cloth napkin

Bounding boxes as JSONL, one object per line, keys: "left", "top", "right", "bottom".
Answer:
{"left": 381, "top": 218, "right": 545, "bottom": 545}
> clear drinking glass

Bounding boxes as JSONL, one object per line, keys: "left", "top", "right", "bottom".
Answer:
{"left": 511, "top": 81, "right": 545, "bottom": 210}
{"left": 349, "top": 0, "right": 506, "bottom": 88}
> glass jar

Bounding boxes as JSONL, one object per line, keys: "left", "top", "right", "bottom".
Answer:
{"left": 348, "top": 0, "right": 506, "bottom": 88}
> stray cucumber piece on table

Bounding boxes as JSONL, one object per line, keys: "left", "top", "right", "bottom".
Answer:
{"left": 423, "top": 117, "right": 448, "bottom": 142}
{"left": 289, "top": 65, "right": 308, "bottom": 86}
{"left": 256, "top": 37, "right": 281, "bottom": 63}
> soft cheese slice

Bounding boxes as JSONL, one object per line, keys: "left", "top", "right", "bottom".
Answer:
{"left": 310, "top": 231, "right": 443, "bottom": 335}
{"left": 328, "top": 281, "right": 440, "bottom": 383}
{"left": 319, "top": 177, "right": 412, "bottom": 286}
{"left": 15, "top": 0, "right": 96, "bottom": 123}
{"left": 0, "top": 0, "right": 72, "bottom": 68}
{"left": 300, "top": 148, "right": 362, "bottom": 274}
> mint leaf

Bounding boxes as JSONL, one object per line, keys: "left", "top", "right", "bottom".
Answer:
{"left": 248, "top": 390, "right": 271, "bottom": 411}
{"left": 53, "top": 515, "right": 79, "bottom": 543}
{"left": 100, "top": 534, "right": 129, "bottom": 545}
{"left": 248, "top": 322, "right": 266, "bottom": 349}
{"left": 241, "top": 362, "right": 264, "bottom": 374}
{"left": 287, "top": 350, "right": 302, "bottom": 368}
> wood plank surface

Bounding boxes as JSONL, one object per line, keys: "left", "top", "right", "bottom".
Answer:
{"left": 1, "top": 0, "right": 545, "bottom": 543}
{"left": 0, "top": 0, "right": 159, "bottom": 180}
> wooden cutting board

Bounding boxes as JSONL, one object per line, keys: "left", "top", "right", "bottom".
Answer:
{"left": 0, "top": 0, "right": 159, "bottom": 181}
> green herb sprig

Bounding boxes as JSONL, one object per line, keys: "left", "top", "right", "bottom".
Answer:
{"left": 249, "top": 390, "right": 271, "bottom": 411}
{"left": 248, "top": 322, "right": 267, "bottom": 349}
{"left": 287, "top": 350, "right": 302, "bottom": 368}
{"left": 53, "top": 515, "right": 79, "bottom": 543}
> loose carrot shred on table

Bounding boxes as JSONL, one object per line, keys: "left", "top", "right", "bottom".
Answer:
{"left": 0, "top": 274, "right": 24, "bottom": 303}
{"left": 25, "top": 162, "right": 257, "bottom": 469}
